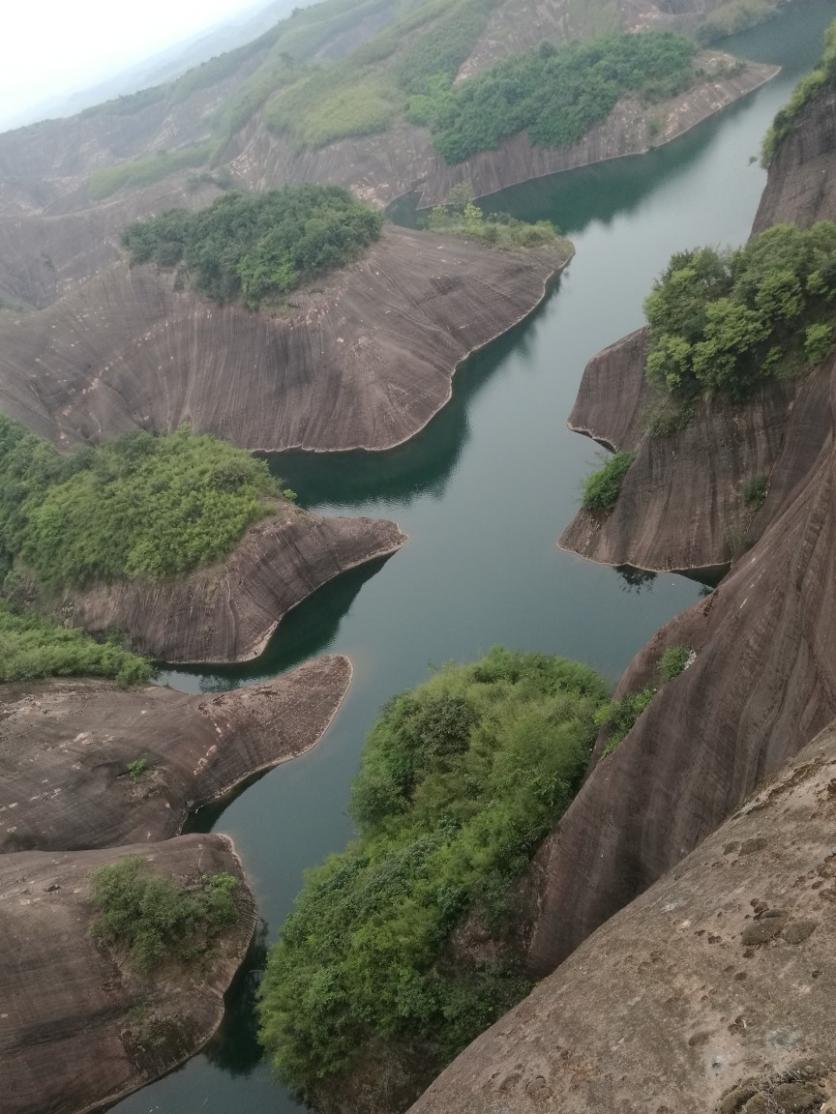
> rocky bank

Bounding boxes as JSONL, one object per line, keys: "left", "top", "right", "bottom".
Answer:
{"left": 0, "top": 833, "right": 255, "bottom": 1114}
{"left": 0, "top": 655, "right": 351, "bottom": 852}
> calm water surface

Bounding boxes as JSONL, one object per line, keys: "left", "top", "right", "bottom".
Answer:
{"left": 116, "top": 5, "right": 836, "bottom": 1109}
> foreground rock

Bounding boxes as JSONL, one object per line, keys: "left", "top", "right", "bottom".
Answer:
{"left": 0, "top": 655, "right": 351, "bottom": 852}
{"left": 0, "top": 226, "right": 569, "bottom": 453}
{"left": 0, "top": 833, "right": 255, "bottom": 1114}
{"left": 409, "top": 722, "right": 836, "bottom": 1114}
{"left": 27, "top": 504, "right": 405, "bottom": 664}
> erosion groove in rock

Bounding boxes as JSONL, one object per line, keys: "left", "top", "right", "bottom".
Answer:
{"left": 42, "top": 505, "right": 405, "bottom": 664}
{"left": 0, "top": 656, "right": 351, "bottom": 852}
{"left": 0, "top": 226, "right": 568, "bottom": 453}
{"left": 0, "top": 833, "right": 255, "bottom": 1114}
{"left": 409, "top": 723, "right": 836, "bottom": 1114}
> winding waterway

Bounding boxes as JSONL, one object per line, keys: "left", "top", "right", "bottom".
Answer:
{"left": 116, "top": 5, "right": 836, "bottom": 1109}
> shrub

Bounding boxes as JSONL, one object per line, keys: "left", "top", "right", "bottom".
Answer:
{"left": 123, "top": 186, "right": 382, "bottom": 309}
{"left": 596, "top": 687, "right": 655, "bottom": 754}
{"left": 762, "top": 20, "right": 836, "bottom": 165}
{"left": 427, "top": 198, "right": 557, "bottom": 249}
{"left": 644, "top": 223, "right": 836, "bottom": 400}
{"left": 127, "top": 758, "right": 149, "bottom": 781}
{"left": 742, "top": 474, "right": 768, "bottom": 510}
{"left": 658, "top": 644, "right": 692, "bottom": 682}
{"left": 258, "top": 648, "right": 608, "bottom": 1103}
{"left": 0, "top": 417, "right": 277, "bottom": 591}
{"left": 0, "top": 602, "right": 152, "bottom": 685}
{"left": 91, "top": 857, "right": 238, "bottom": 972}
{"left": 581, "top": 452, "right": 634, "bottom": 513}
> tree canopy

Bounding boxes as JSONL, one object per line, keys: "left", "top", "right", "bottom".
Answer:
{"left": 644, "top": 223, "right": 836, "bottom": 401}
{"left": 258, "top": 647, "right": 607, "bottom": 1106}
{"left": 122, "top": 186, "right": 383, "bottom": 309}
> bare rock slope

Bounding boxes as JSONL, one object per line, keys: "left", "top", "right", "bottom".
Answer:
{"left": 0, "top": 834, "right": 255, "bottom": 1114}
{"left": 38, "top": 503, "right": 405, "bottom": 664}
{"left": 0, "top": 655, "right": 350, "bottom": 853}
{"left": 410, "top": 720, "right": 836, "bottom": 1114}
{"left": 0, "top": 226, "right": 570, "bottom": 453}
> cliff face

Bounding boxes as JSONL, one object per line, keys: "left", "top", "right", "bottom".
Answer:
{"left": 0, "top": 656, "right": 350, "bottom": 852}
{"left": 0, "top": 227, "right": 569, "bottom": 453}
{"left": 0, "top": 833, "right": 255, "bottom": 1114}
{"left": 409, "top": 720, "right": 836, "bottom": 1114}
{"left": 527, "top": 84, "right": 836, "bottom": 973}
{"left": 38, "top": 505, "right": 405, "bottom": 663}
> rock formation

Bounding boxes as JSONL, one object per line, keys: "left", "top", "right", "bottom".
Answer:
{"left": 37, "top": 503, "right": 405, "bottom": 663}
{"left": 0, "top": 227, "right": 570, "bottom": 454}
{"left": 409, "top": 720, "right": 836, "bottom": 1114}
{"left": 0, "top": 655, "right": 351, "bottom": 852}
{"left": 0, "top": 834, "right": 255, "bottom": 1114}
{"left": 528, "top": 72, "right": 836, "bottom": 973}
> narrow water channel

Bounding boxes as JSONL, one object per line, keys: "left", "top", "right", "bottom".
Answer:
{"left": 116, "top": 5, "right": 836, "bottom": 1109}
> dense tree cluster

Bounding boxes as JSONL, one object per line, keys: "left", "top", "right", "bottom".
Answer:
{"left": 0, "top": 417, "right": 277, "bottom": 591}
{"left": 91, "top": 857, "right": 238, "bottom": 972}
{"left": 414, "top": 32, "right": 696, "bottom": 164}
{"left": 122, "top": 186, "right": 383, "bottom": 308}
{"left": 258, "top": 647, "right": 607, "bottom": 1104}
{"left": 644, "top": 223, "right": 836, "bottom": 400}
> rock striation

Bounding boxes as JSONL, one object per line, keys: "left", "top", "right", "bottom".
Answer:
{"left": 0, "top": 834, "right": 255, "bottom": 1114}
{"left": 409, "top": 721, "right": 836, "bottom": 1114}
{"left": 0, "top": 655, "right": 351, "bottom": 852}
{"left": 0, "top": 226, "right": 570, "bottom": 454}
{"left": 36, "top": 503, "right": 405, "bottom": 663}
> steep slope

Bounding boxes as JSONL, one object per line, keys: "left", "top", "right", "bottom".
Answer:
{"left": 409, "top": 719, "right": 836, "bottom": 1114}
{"left": 0, "top": 834, "right": 255, "bottom": 1114}
{"left": 0, "top": 656, "right": 350, "bottom": 852}
{"left": 0, "top": 226, "right": 570, "bottom": 453}
{"left": 527, "top": 57, "right": 836, "bottom": 973}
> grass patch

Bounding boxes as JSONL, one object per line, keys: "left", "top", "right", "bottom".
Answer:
{"left": 258, "top": 647, "right": 607, "bottom": 1105}
{"left": 0, "top": 416, "right": 277, "bottom": 591}
{"left": 122, "top": 186, "right": 382, "bottom": 309}
{"left": 581, "top": 452, "right": 634, "bottom": 513}
{"left": 644, "top": 223, "right": 836, "bottom": 401}
{"left": 91, "top": 857, "right": 238, "bottom": 972}
{"left": 0, "top": 602, "right": 152, "bottom": 685}
{"left": 88, "top": 143, "right": 216, "bottom": 200}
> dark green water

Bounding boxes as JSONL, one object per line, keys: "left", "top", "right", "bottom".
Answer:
{"left": 116, "top": 5, "right": 836, "bottom": 1110}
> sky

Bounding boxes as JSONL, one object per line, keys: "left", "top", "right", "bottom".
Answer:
{"left": 0, "top": 0, "right": 266, "bottom": 124}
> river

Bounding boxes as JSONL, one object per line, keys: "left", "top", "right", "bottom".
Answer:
{"left": 116, "top": 3, "right": 836, "bottom": 1109}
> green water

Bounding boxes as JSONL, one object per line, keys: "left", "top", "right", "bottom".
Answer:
{"left": 115, "top": 4, "right": 836, "bottom": 1110}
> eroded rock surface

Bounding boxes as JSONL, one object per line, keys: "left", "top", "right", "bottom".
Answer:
{"left": 410, "top": 724, "right": 836, "bottom": 1114}
{"left": 0, "top": 833, "right": 255, "bottom": 1114}
{"left": 0, "top": 226, "right": 569, "bottom": 453}
{"left": 33, "top": 503, "right": 405, "bottom": 663}
{"left": 0, "top": 655, "right": 351, "bottom": 852}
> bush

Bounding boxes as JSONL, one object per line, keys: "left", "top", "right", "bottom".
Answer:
{"left": 91, "top": 857, "right": 238, "bottom": 972}
{"left": 426, "top": 32, "right": 696, "bottom": 164}
{"left": 581, "top": 452, "right": 634, "bottom": 513}
{"left": 0, "top": 417, "right": 277, "bottom": 591}
{"left": 123, "top": 186, "right": 382, "bottom": 309}
{"left": 644, "top": 223, "right": 836, "bottom": 400}
{"left": 658, "top": 644, "right": 692, "bottom": 682}
{"left": 258, "top": 648, "right": 608, "bottom": 1104}
{"left": 762, "top": 20, "right": 836, "bottom": 165}
{"left": 742, "top": 474, "right": 768, "bottom": 510}
{"left": 0, "top": 602, "right": 152, "bottom": 685}
{"left": 595, "top": 687, "right": 655, "bottom": 754}
{"left": 427, "top": 198, "right": 557, "bottom": 249}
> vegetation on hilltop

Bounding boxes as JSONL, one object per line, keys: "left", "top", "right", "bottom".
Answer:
{"left": 0, "top": 603, "right": 152, "bottom": 685}
{"left": 91, "top": 857, "right": 238, "bottom": 972}
{"left": 0, "top": 417, "right": 278, "bottom": 592}
{"left": 122, "top": 186, "right": 382, "bottom": 308}
{"left": 762, "top": 20, "right": 836, "bottom": 165}
{"left": 643, "top": 223, "right": 836, "bottom": 401}
{"left": 258, "top": 647, "right": 608, "bottom": 1105}
{"left": 696, "top": 0, "right": 783, "bottom": 45}
{"left": 417, "top": 32, "right": 697, "bottom": 164}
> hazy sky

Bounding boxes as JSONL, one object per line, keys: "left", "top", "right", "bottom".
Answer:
{"left": 0, "top": 0, "right": 263, "bottom": 120}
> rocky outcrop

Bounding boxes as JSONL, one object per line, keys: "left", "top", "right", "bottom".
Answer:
{"left": 0, "top": 655, "right": 350, "bottom": 852}
{"left": 0, "top": 833, "right": 255, "bottom": 1114}
{"left": 754, "top": 83, "right": 836, "bottom": 233}
{"left": 0, "top": 226, "right": 570, "bottom": 452}
{"left": 36, "top": 504, "right": 405, "bottom": 663}
{"left": 409, "top": 721, "right": 836, "bottom": 1114}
